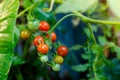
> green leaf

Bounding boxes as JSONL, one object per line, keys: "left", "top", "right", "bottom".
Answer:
{"left": 0, "top": 0, "right": 19, "bottom": 79}
{"left": 91, "top": 44, "right": 103, "bottom": 55}
{"left": 91, "top": 25, "right": 98, "bottom": 32}
{"left": 87, "top": 0, "right": 98, "bottom": 15}
{"left": 0, "top": 54, "right": 13, "bottom": 75}
{"left": 107, "top": 0, "right": 120, "bottom": 19}
{"left": 71, "top": 64, "right": 89, "bottom": 72}
{"left": 12, "top": 55, "right": 25, "bottom": 66}
{"left": 23, "top": 0, "right": 32, "bottom": 8}
{"left": 114, "top": 46, "right": 120, "bottom": 60}
{"left": 81, "top": 54, "right": 89, "bottom": 60}
{"left": 56, "top": 0, "right": 98, "bottom": 13}
{"left": 98, "top": 36, "right": 107, "bottom": 46}
{"left": 84, "top": 27, "right": 92, "bottom": 40}
{"left": 13, "top": 26, "right": 20, "bottom": 48}
{"left": 69, "top": 45, "right": 83, "bottom": 51}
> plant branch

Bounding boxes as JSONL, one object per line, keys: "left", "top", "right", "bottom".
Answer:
{"left": 93, "top": 55, "right": 99, "bottom": 80}
{"left": 48, "top": 14, "right": 77, "bottom": 33}
{"left": 87, "top": 23, "right": 97, "bottom": 44}
{"left": 17, "top": 1, "right": 40, "bottom": 18}
{"left": 43, "top": 0, "right": 55, "bottom": 12}
{"left": 74, "top": 11, "right": 120, "bottom": 25}
{"left": 49, "top": 11, "right": 120, "bottom": 33}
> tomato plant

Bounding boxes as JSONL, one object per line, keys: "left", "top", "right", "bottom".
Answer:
{"left": 1, "top": 0, "right": 120, "bottom": 80}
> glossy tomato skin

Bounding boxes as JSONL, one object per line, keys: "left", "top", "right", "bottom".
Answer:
{"left": 33, "top": 36, "right": 44, "bottom": 46}
{"left": 39, "top": 21, "right": 50, "bottom": 31}
{"left": 46, "top": 32, "right": 57, "bottom": 42}
{"left": 54, "top": 56, "right": 63, "bottom": 64}
{"left": 28, "top": 19, "right": 39, "bottom": 32}
{"left": 52, "top": 64, "right": 60, "bottom": 71}
{"left": 40, "top": 55, "right": 48, "bottom": 63}
{"left": 20, "top": 30, "right": 30, "bottom": 39}
{"left": 57, "top": 46, "right": 68, "bottom": 57}
{"left": 37, "top": 44, "right": 49, "bottom": 54}
{"left": 51, "top": 32, "right": 57, "bottom": 42}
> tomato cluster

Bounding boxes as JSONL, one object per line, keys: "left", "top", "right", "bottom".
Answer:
{"left": 20, "top": 21, "right": 68, "bottom": 71}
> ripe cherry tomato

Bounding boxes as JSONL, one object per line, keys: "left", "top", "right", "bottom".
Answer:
{"left": 46, "top": 32, "right": 57, "bottom": 42}
{"left": 40, "top": 55, "right": 48, "bottom": 63}
{"left": 57, "top": 46, "right": 68, "bottom": 57}
{"left": 33, "top": 36, "right": 44, "bottom": 46}
{"left": 20, "top": 30, "right": 30, "bottom": 39}
{"left": 54, "top": 56, "right": 64, "bottom": 64}
{"left": 37, "top": 44, "right": 49, "bottom": 54}
{"left": 52, "top": 64, "right": 60, "bottom": 71}
{"left": 39, "top": 21, "right": 50, "bottom": 31}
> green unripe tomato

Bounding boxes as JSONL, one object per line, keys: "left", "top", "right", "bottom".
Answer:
{"left": 52, "top": 64, "right": 60, "bottom": 71}
{"left": 28, "top": 19, "right": 39, "bottom": 32}
{"left": 40, "top": 55, "right": 48, "bottom": 63}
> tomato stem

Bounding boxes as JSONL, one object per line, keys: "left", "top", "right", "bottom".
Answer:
{"left": 49, "top": 11, "right": 120, "bottom": 34}
{"left": 43, "top": 0, "right": 55, "bottom": 12}
{"left": 93, "top": 55, "right": 99, "bottom": 80}
{"left": 17, "top": 1, "right": 41, "bottom": 18}
{"left": 48, "top": 14, "right": 77, "bottom": 33}
{"left": 73, "top": 11, "right": 120, "bottom": 25}
{"left": 87, "top": 23, "right": 97, "bottom": 44}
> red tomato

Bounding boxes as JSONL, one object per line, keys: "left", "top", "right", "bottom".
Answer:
{"left": 46, "top": 32, "right": 57, "bottom": 42}
{"left": 37, "top": 44, "right": 49, "bottom": 54}
{"left": 51, "top": 32, "right": 57, "bottom": 42}
{"left": 39, "top": 21, "right": 50, "bottom": 31}
{"left": 57, "top": 46, "right": 68, "bottom": 57}
{"left": 33, "top": 36, "right": 44, "bottom": 46}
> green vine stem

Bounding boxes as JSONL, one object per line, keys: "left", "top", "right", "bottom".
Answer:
{"left": 49, "top": 11, "right": 120, "bottom": 33}
{"left": 87, "top": 42, "right": 93, "bottom": 79}
{"left": 17, "top": 1, "right": 41, "bottom": 18}
{"left": 87, "top": 23, "right": 98, "bottom": 79}
{"left": 93, "top": 55, "right": 99, "bottom": 80}
{"left": 73, "top": 11, "right": 120, "bottom": 25}
{"left": 43, "top": 0, "right": 55, "bottom": 12}
{"left": 48, "top": 14, "right": 77, "bottom": 34}
{"left": 87, "top": 23, "right": 97, "bottom": 44}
